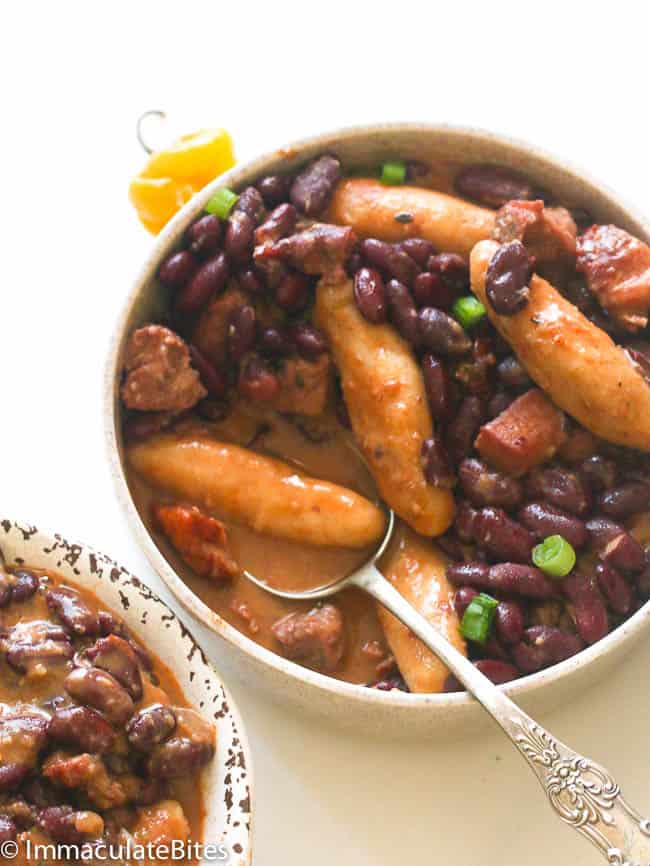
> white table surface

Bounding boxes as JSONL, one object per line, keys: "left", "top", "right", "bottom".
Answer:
{"left": 3, "top": 2, "right": 649, "bottom": 864}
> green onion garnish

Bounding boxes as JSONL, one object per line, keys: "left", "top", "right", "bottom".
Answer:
{"left": 459, "top": 593, "right": 498, "bottom": 644}
{"left": 453, "top": 296, "right": 487, "bottom": 330}
{"left": 206, "top": 187, "right": 239, "bottom": 219}
{"left": 532, "top": 535, "right": 576, "bottom": 578}
{"left": 381, "top": 160, "right": 406, "bottom": 185}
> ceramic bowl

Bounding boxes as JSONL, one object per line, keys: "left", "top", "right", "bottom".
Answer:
{"left": 105, "top": 123, "right": 650, "bottom": 739}
{"left": 0, "top": 517, "right": 253, "bottom": 862}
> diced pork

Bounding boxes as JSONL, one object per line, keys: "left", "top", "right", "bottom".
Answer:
{"left": 272, "top": 604, "right": 345, "bottom": 672}
{"left": 493, "top": 199, "right": 577, "bottom": 269}
{"left": 266, "top": 355, "right": 332, "bottom": 417}
{"left": 258, "top": 224, "right": 357, "bottom": 282}
{"left": 153, "top": 504, "right": 239, "bottom": 582}
{"left": 577, "top": 224, "right": 650, "bottom": 331}
{"left": 121, "top": 325, "right": 206, "bottom": 412}
{"left": 475, "top": 388, "right": 566, "bottom": 476}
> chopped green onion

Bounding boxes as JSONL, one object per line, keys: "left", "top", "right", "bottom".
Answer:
{"left": 459, "top": 593, "right": 498, "bottom": 644}
{"left": 453, "top": 296, "right": 486, "bottom": 330}
{"left": 206, "top": 187, "right": 239, "bottom": 219}
{"left": 532, "top": 535, "right": 576, "bottom": 578}
{"left": 381, "top": 160, "right": 406, "bottom": 185}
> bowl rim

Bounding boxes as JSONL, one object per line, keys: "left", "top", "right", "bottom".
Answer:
{"left": 0, "top": 514, "right": 254, "bottom": 861}
{"left": 105, "top": 121, "right": 650, "bottom": 716}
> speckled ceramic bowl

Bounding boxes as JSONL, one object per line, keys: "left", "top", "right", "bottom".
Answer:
{"left": 105, "top": 124, "right": 650, "bottom": 739}
{"left": 0, "top": 517, "right": 253, "bottom": 862}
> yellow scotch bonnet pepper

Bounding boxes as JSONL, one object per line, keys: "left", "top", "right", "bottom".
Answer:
{"left": 129, "top": 128, "right": 235, "bottom": 234}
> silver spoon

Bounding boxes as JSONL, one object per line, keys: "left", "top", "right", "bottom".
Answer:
{"left": 245, "top": 508, "right": 650, "bottom": 864}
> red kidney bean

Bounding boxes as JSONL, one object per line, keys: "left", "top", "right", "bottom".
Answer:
{"left": 257, "top": 174, "right": 291, "bottom": 207}
{"left": 186, "top": 214, "right": 222, "bottom": 258}
{"left": 127, "top": 705, "right": 177, "bottom": 752}
{"left": 147, "top": 737, "right": 215, "bottom": 780}
{"left": 176, "top": 252, "right": 229, "bottom": 314}
{"left": 421, "top": 354, "right": 451, "bottom": 421}
{"left": 259, "top": 326, "right": 293, "bottom": 357}
{"left": 254, "top": 203, "right": 297, "bottom": 247}
{"left": 578, "top": 455, "right": 618, "bottom": 492}
{"left": 399, "top": 238, "right": 435, "bottom": 268}
{"left": 354, "top": 267, "right": 387, "bottom": 324}
{"left": 486, "top": 240, "right": 534, "bottom": 316}
{"left": 290, "top": 155, "right": 341, "bottom": 217}
{"left": 46, "top": 587, "right": 101, "bottom": 637}
{"left": 563, "top": 573, "right": 609, "bottom": 644}
{"left": 496, "top": 356, "right": 531, "bottom": 390}
{"left": 459, "top": 458, "right": 523, "bottom": 510}
{"left": 474, "top": 509, "right": 536, "bottom": 563}
{"left": 233, "top": 186, "right": 265, "bottom": 222}
{"left": 512, "top": 625, "right": 583, "bottom": 673}
{"left": 454, "top": 500, "right": 479, "bottom": 543}
{"left": 487, "top": 391, "right": 514, "bottom": 418}
{"left": 386, "top": 279, "right": 420, "bottom": 345}
{"left": 238, "top": 268, "right": 266, "bottom": 297}
{"left": 38, "top": 806, "right": 102, "bottom": 845}
{"left": 596, "top": 561, "right": 634, "bottom": 615}
{"left": 447, "top": 561, "right": 490, "bottom": 588}
{"left": 188, "top": 345, "right": 227, "bottom": 398}
{"left": 495, "top": 601, "right": 525, "bottom": 645}
{"left": 412, "top": 271, "right": 454, "bottom": 309}
{"left": 527, "top": 466, "right": 591, "bottom": 516}
{"left": 84, "top": 635, "right": 143, "bottom": 700}
{"left": 0, "top": 764, "right": 30, "bottom": 793}
{"left": 436, "top": 533, "right": 464, "bottom": 561}
{"left": 636, "top": 550, "right": 650, "bottom": 597}
{"left": 4, "top": 621, "right": 73, "bottom": 673}
{"left": 444, "top": 659, "right": 519, "bottom": 692}
{"left": 598, "top": 482, "right": 650, "bottom": 518}
{"left": 557, "top": 426, "right": 596, "bottom": 464}
{"left": 10, "top": 570, "right": 40, "bottom": 602}
{"left": 346, "top": 250, "right": 364, "bottom": 276}
{"left": 453, "top": 586, "right": 479, "bottom": 617}
{"left": 585, "top": 517, "right": 644, "bottom": 572}
{"left": 482, "top": 635, "right": 510, "bottom": 661}
{"left": 418, "top": 307, "right": 471, "bottom": 356}
{"left": 275, "top": 271, "right": 310, "bottom": 311}
{"left": 455, "top": 164, "right": 535, "bottom": 208}
{"left": 238, "top": 356, "right": 281, "bottom": 402}
{"left": 421, "top": 435, "right": 456, "bottom": 488}
{"left": 0, "top": 574, "right": 11, "bottom": 607}
{"left": 446, "top": 395, "right": 486, "bottom": 461}
{"left": 0, "top": 815, "right": 16, "bottom": 843}
{"left": 518, "top": 502, "right": 587, "bottom": 549}
{"left": 228, "top": 305, "right": 257, "bottom": 362}
{"left": 289, "top": 323, "right": 328, "bottom": 360}
{"left": 427, "top": 253, "right": 470, "bottom": 293}
{"left": 488, "top": 562, "right": 554, "bottom": 598}
{"left": 49, "top": 706, "right": 115, "bottom": 753}
{"left": 360, "top": 239, "right": 420, "bottom": 286}
{"left": 224, "top": 211, "right": 255, "bottom": 262}
{"left": 158, "top": 250, "right": 196, "bottom": 288}
{"left": 64, "top": 666, "right": 134, "bottom": 727}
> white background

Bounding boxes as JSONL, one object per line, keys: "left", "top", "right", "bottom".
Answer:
{"left": 2, "top": 2, "right": 650, "bottom": 864}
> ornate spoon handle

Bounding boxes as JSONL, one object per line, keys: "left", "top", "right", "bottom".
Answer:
{"left": 357, "top": 565, "right": 650, "bottom": 865}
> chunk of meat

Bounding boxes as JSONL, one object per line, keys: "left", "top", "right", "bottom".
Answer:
{"left": 315, "top": 275, "right": 455, "bottom": 536}
{"left": 121, "top": 325, "right": 206, "bottom": 412}
{"left": 475, "top": 389, "right": 566, "bottom": 476}
{"left": 190, "top": 286, "right": 248, "bottom": 366}
{"left": 132, "top": 800, "right": 190, "bottom": 855}
{"left": 258, "top": 224, "right": 357, "bottom": 283}
{"left": 576, "top": 224, "right": 650, "bottom": 331}
{"left": 153, "top": 504, "right": 239, "bottom": 582}
{"left": 129, "top": 434, "right": 385, "bottom": 548}
{"left": 272, "top": 604, "right": 345, "bottom": 672}
{"left": 470, "top": 240, "right": 650, "bottom": 451}
{"left": 266, "top": 355, "right": 332, "bottom": 417}
{"left": 329, "top": 178, "right": 494, "bottom": 257}
{"left": 37, "top": 805, "right": 104, "bottom": 844}
{"left": 377, "top": 528, "right": 466, "bottom": 693}
{"left": 0, "top": 704, "right": 50, "bottom": 792}
{"left": 42, "top": 752, "right": 127, "bottom": 810}
{"left": 493, "top": 200, "right": 577, "bottom": 270}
